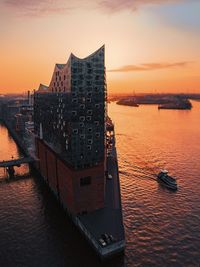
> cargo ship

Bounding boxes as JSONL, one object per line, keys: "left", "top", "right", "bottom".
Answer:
{"left": 117, "top": 98, "right": 139, "bottom": 107}
{"left": 33, "top": 46, "right": 125, "bottom": 259}
{"left": 158, "top": 99, "right": 192, "bottom": 110}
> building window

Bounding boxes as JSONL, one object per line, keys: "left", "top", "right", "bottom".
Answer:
{"left": 87, "top": 81, "right": 92, "bottom": 86}
{"left": 86, "top": 63, "right": 91, "bottom": 68}
{"left": 80, "top": 176, "right": 91, "bottom": 186}
{"left": 73, "top": 80, "right": 77, "bottom": 86}
{"left": 87, "top": 110, "right": 92, "bottom": 115}
{"left": 80, "top": 104, "right": 85, "bottom": 109}
{"left": 87, "top": 92, "right": 92, "bottom": 97}
{"left": 72, "top": 68, "right": 77, "bottom": 73}
{"left": 86, "top": 116, "right": 91, "bottom": 121}
{"left": 72, "top": 92, "right": 77, "bottom": 97}
{"left": 80, "top": 116, "right": 85, "bottom": 121}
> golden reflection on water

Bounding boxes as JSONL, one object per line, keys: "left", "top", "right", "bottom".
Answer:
{"left": 109, "top": 100, "right": 200, "bottom": 171}
{"left": 0, "top": 102, "right": 200, "bottom": 265}
{"left": 108, "top": 101, "right": 200, "bottom": 265}
{"left": 0, "top": 123, "right": 29, "bottom": 178}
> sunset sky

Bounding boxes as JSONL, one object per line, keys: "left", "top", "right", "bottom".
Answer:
{"left": 0, "top": 0, "right": 200, "bottom": 94}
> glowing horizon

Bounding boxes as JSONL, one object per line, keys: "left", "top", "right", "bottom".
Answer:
{"left": 0, "top": 0, "right": 200, "bottom": 94}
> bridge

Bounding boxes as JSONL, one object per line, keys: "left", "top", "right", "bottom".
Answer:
{"left": 0, "top": 157, "right": 35, "bottom": 168}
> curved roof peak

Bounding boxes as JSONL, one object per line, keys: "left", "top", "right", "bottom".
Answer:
{"left": 71, "top": 45, "right": 105, "bottom": 61}
{"left": 37, "top": 83, "right": 49, "bottom": 92}
{"left": 56, "top": 63, "right": 66, "bottom": 69}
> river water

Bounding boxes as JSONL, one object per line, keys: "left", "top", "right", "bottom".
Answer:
{"left": 0, "top": 101, "right": 200, "bottom": 267}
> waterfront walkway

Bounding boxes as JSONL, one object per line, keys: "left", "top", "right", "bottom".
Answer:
{"left": 77, "top": 132, "right": 125, "bottom": 258}
{"left": 0, "top": 157, "right": 34, "bottom": 168}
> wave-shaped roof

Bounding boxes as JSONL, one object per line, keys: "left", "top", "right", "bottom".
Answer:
{"left": 37, "top": 83, "right": 49, "bottom": 92}
{"left": 37, "top": 45, "right": 105, "bottom": 92}
{"left": 71, "top": 45, "right": 104, "bottom": 61}
{"left": 54, "top": 45, "right": 104, "bottom": 70}
{"left": 56, "top": 64, "right": 66, "bottom": 69}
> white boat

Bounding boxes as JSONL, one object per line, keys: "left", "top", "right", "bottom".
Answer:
{"left": 157, "top": 170, "right": 177, "bottom": 190}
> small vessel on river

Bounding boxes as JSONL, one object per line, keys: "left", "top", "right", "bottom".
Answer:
{"left": 158, "top": 99, "right": 192, "bottom": 110}
{"left": 157, "top": 170, "right": 177, "bottom": 190}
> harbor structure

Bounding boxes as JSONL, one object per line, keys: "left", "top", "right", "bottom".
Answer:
{"left": 2, "top": 45, "right": 124, "bottom": 258}
{"left": 34, "top": 46, "right": 106, "bottom": 214}
{"left": 0, "top": 46, "right": 125, "bottom": 259}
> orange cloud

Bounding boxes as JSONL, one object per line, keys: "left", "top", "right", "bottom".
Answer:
{"left": 107, "top": 62, "right": 189, "bottom": 72}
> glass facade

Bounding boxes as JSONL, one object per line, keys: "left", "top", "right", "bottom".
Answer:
{"left": 34, "top": 46, "right": 106, "bottom": 169}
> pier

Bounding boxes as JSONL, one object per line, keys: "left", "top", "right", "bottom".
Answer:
{"left": 0, "top": 157, "right": 34, "bottom": 168}
{"left": 0, "top": 157, "right": 35, "bottom": 179}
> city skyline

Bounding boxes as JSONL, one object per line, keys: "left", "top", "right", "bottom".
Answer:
{"left": 0, "top": 0, "right": 200, "bottom": 94}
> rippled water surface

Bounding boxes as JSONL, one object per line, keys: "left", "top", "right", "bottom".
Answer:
{"left": 0, "top": 101, "right": 200, "bottom": 267}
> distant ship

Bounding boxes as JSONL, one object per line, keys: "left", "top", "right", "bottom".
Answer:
{"left": 158, "top": 99, "right": 192, "bottom": 110}
{"left": 157, "top": 170, "right": 177, "bottom": 190}
{"left": 117, "top": 98, "right": 139, "bottom": 107}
